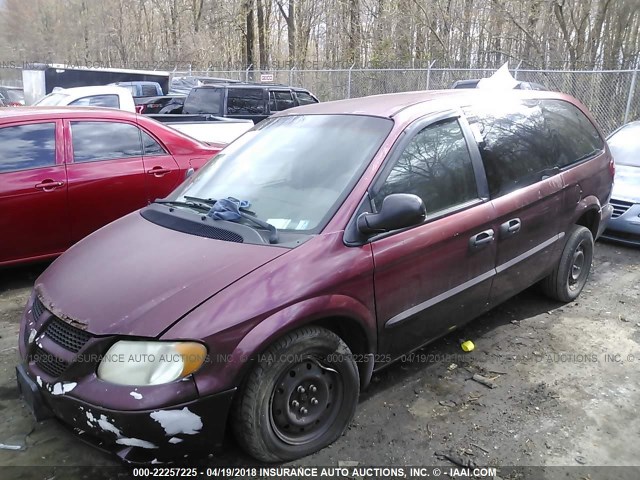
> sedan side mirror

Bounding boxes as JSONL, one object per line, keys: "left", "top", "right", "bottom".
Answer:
{"left": 185, "top": 167, "right": 195, "bottom": 179}
{"left": 357, "top": 193, "right": 426, "bottom": 234}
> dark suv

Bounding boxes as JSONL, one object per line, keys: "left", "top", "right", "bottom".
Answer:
{"left": 182, "top": 83, "right": 318, "bottom": 123}
{"left": 18, "top": 90, "right": 613, "bottom": 464}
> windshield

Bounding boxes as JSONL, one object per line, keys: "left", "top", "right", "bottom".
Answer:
{"left": 169, "top": 114, "right": 393, "bottom": 233}
{"left": 609, "top": 123, "right": 640, "bottom": 167}
{"left": 35, "top": 93, "right": 69, "bottom": 106}
{"left": 3, "top": 89, "right": 23, "bottom": 103}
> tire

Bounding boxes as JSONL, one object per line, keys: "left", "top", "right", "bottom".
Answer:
{"left": 231, "top": 326, "right": 359, "bottom": 462}
{"left": 541, "top": 225, "right": 594, "bottom": 302}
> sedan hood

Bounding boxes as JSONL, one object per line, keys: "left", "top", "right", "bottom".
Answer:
{"left": 613, "top": 165, "right": 640, "bottom": 203}
{"left": 36, "top": 211, "right": 287, "bottom": 336}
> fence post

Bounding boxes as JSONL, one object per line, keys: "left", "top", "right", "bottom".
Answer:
{"left": 347, "top": 63, "right": 355, "bottom": 98}
{"left": 245, "top": 64, "right": 253, "bottom": 82}
{"left": 513, "top": 60, "right": 522, "bottom": 80}
{"left": 289, "top": 66, "right": 296, "bottom": 86}
{"left": 624, "top": 69, "right": 638, "bottom": 124}
{"left": 426, "top": 60, "right": 436, "bottom": 90}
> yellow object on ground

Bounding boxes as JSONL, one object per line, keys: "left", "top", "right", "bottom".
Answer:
{"left": 461, "top": 340, "right": 475, "bottom": 352}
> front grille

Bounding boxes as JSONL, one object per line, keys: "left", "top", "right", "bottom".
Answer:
{"left": 44, "top": 316, "right": 91, "bottom": 353}
{"left": 32, "top": 297, "right": 45, "bottom": 321}
{"left": 32, "top": 346, "right": 69, "bottom": 377}
{"left": 611, "top": 199, "right": 633, "bottom": 219}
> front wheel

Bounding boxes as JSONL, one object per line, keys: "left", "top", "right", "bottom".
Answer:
{"left": 231, "top": 326, "right": 359, "bottom": 462}
{"left": 541, "top": 225, "right": 594, "bottom": 302}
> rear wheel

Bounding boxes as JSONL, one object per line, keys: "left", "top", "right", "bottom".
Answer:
{"left": 541, "top": 225, "right": 594, "bottom": 302}
{"left": 231, "top": 326, "right": 359, "bottom": 462}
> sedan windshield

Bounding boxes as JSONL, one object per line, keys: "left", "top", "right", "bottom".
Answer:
{"left": 170, "top": 114, "right": 393, "bottom": 233}
{"left": 34, "top": 93, "right": 69, "bottom": 106}
{"left": 609, "top": 123, "right": 640, "bottom": 167}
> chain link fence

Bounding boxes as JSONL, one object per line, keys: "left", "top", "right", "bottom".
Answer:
{"left": 179, "top": 67, "right": 640, "bottom": 135}
{"left": 2, "top": 65, "right": 638, "bottom": 134}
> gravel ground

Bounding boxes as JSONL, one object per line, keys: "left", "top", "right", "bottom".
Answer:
{"left": 0, "top": 240, "right": 639, "bottom": 480}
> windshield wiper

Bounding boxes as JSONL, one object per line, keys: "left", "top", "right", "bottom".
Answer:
{"left": 184, "top": 195, "right": 217, "bottom": 206}
{"left": 153, "top": 199, "right": 211, "bottom": 212}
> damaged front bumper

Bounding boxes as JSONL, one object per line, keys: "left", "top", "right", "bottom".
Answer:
{"left": 16, "top": 363, "right": 235, "bottom": 464}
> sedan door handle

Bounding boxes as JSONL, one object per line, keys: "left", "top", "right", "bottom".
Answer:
{"left": 469, "top": 229, "right": 495, "bottom": 249}
{"left": 147, "top": 167, "right": 171, "bottom": 176}
{"left": 35, "top": 180, "right": 65, "bottom": 191}
{"left": 500, "top": 218, "right": 522, "bottom": 237}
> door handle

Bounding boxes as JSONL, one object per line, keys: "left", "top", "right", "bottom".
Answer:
{"left": 500, "top": 218, "right": 522, "bottom": 237}
{"left": 469, "top": 229, "right": 495, "bottom": 249}
{"left": 147, "top": 167, "right": 171, "bottom": 176}
{"left": 35, "top": 180, "right": 65, "bottom": 191}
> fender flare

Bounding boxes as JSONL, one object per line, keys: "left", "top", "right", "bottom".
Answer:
{"left": 227, "top": 294, "right": 376, "bottom": 389}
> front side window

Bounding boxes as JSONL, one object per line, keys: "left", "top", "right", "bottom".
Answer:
{"left": 374, "top": 118, "right": 478, "bottom": 214}
{"left": 71, "top": 121, "right": 142, "bottom": 163}
{"left": 227, "top": 88, "right": 265, "bottom": 115}
{"left": 170, "top": 115, "right": 393, "bottom": 233}
{"left": 295, "top": 91, "right": 318, "bottom": 105}
{"left": 464, "top": 100, "right": 556, "bottom": 198}
{"left": 269, "top": 91, "right": 296, "bottom": 111}
{"left": 541, "top": 99, "right": 604, "bottom": 167}
{"left": 0, "top": 123, "right": 56, "bottom": 173}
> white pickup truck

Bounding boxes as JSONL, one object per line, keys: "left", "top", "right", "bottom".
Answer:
{"left": 33, "top": 86, "right": 254, "bottom": 144}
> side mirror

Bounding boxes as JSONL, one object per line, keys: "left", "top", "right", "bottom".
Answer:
{"left": 185, "top": 167, "right": 195, "bottom": 179}
{"left": 357, "top": 193, "right": 426, "bottom": 234}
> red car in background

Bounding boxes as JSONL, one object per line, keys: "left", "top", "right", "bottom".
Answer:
{"left": 0, "top": 107, "right": 223, "bottom": 266}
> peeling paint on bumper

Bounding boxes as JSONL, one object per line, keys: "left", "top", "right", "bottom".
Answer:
{"left": 17, "top": 364, "right": 236, "bottom": 463}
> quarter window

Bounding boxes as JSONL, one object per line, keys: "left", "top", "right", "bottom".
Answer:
{"left": 374, "top": 118, "right": 478, "bottom": 215}
{"left": 227, "top": 88, "right": 265, "bottom": 115}
{"left": 541, "top": 99, "right": 604, "bottom": 167}
{"left": 141, "top": 131, "right": 167, "bottom": 156}
{"left": 0, "top": 123, "right": 56, "bottom": 173}
{"left": 464, "top": 101, "right": 556, "bottom": 198}
{"left": 71, "top": 122, "right": 142, "bottom": 163}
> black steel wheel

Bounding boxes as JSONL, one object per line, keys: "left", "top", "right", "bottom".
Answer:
{"left": 231, "top": 326, "right": 359, "bottom": 462}
{"left": 541, "top": 225, "right": 594, "bottom": 302}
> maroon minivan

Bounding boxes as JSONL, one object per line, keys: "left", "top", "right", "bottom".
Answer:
{"left": 17, "top": 90, "right": 614, "bottom": 463}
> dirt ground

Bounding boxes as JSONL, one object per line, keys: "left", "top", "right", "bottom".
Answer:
{"left": 0, "top": 240, "right": 639, "bottom": 480}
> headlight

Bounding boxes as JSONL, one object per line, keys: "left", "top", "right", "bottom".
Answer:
{"left": 97, "top": 341, "right": 207, "bottom": 386}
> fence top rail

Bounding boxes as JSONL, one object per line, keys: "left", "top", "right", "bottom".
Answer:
{"left": 176, "top": 68, "right": 639, "bottom": 75}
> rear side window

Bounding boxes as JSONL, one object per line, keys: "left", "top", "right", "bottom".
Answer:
{"left": 295, "top": 91, "right": 318, "bottom": 105}
{"left": 0, "top": 123, "right": 56, "bottom": 173}
{"left": 183, "top": 88, "right": 224, "bottom": 115}
{"left": 464, "top": 101, "right": 556, "bottom": 198}
{"left": 71, "top": 121, "right": 142, "bottom": 163}
{"left": 70, "top": 95, "right": 120, "bottom": 109}
{"left": 141, "top": 84, "right": 159, "bottom": 96}
{"left": 269, "top": 91, "right": 296, "bottom": 111}
{"left": 142, "top": 131, "right": 168, "bottom": 156}
{"left": 541, "top": 100, "right": 604, "bottom": 167}
{"left": 227, "top": 88, "right": 265, "bottom": 115}
{"left": 374, "top": 118, "right": 478, "bottom": 214}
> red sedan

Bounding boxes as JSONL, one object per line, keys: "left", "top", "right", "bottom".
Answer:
{"left": 0, "top": 107, "right": 223, "bottom": 266}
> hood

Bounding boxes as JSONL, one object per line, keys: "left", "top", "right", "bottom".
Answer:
{"left": 613, "top": 164, "right": 640, "bottom": 203}
{"left": 36, "top": 211, "right": 287, "bottom": 336}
